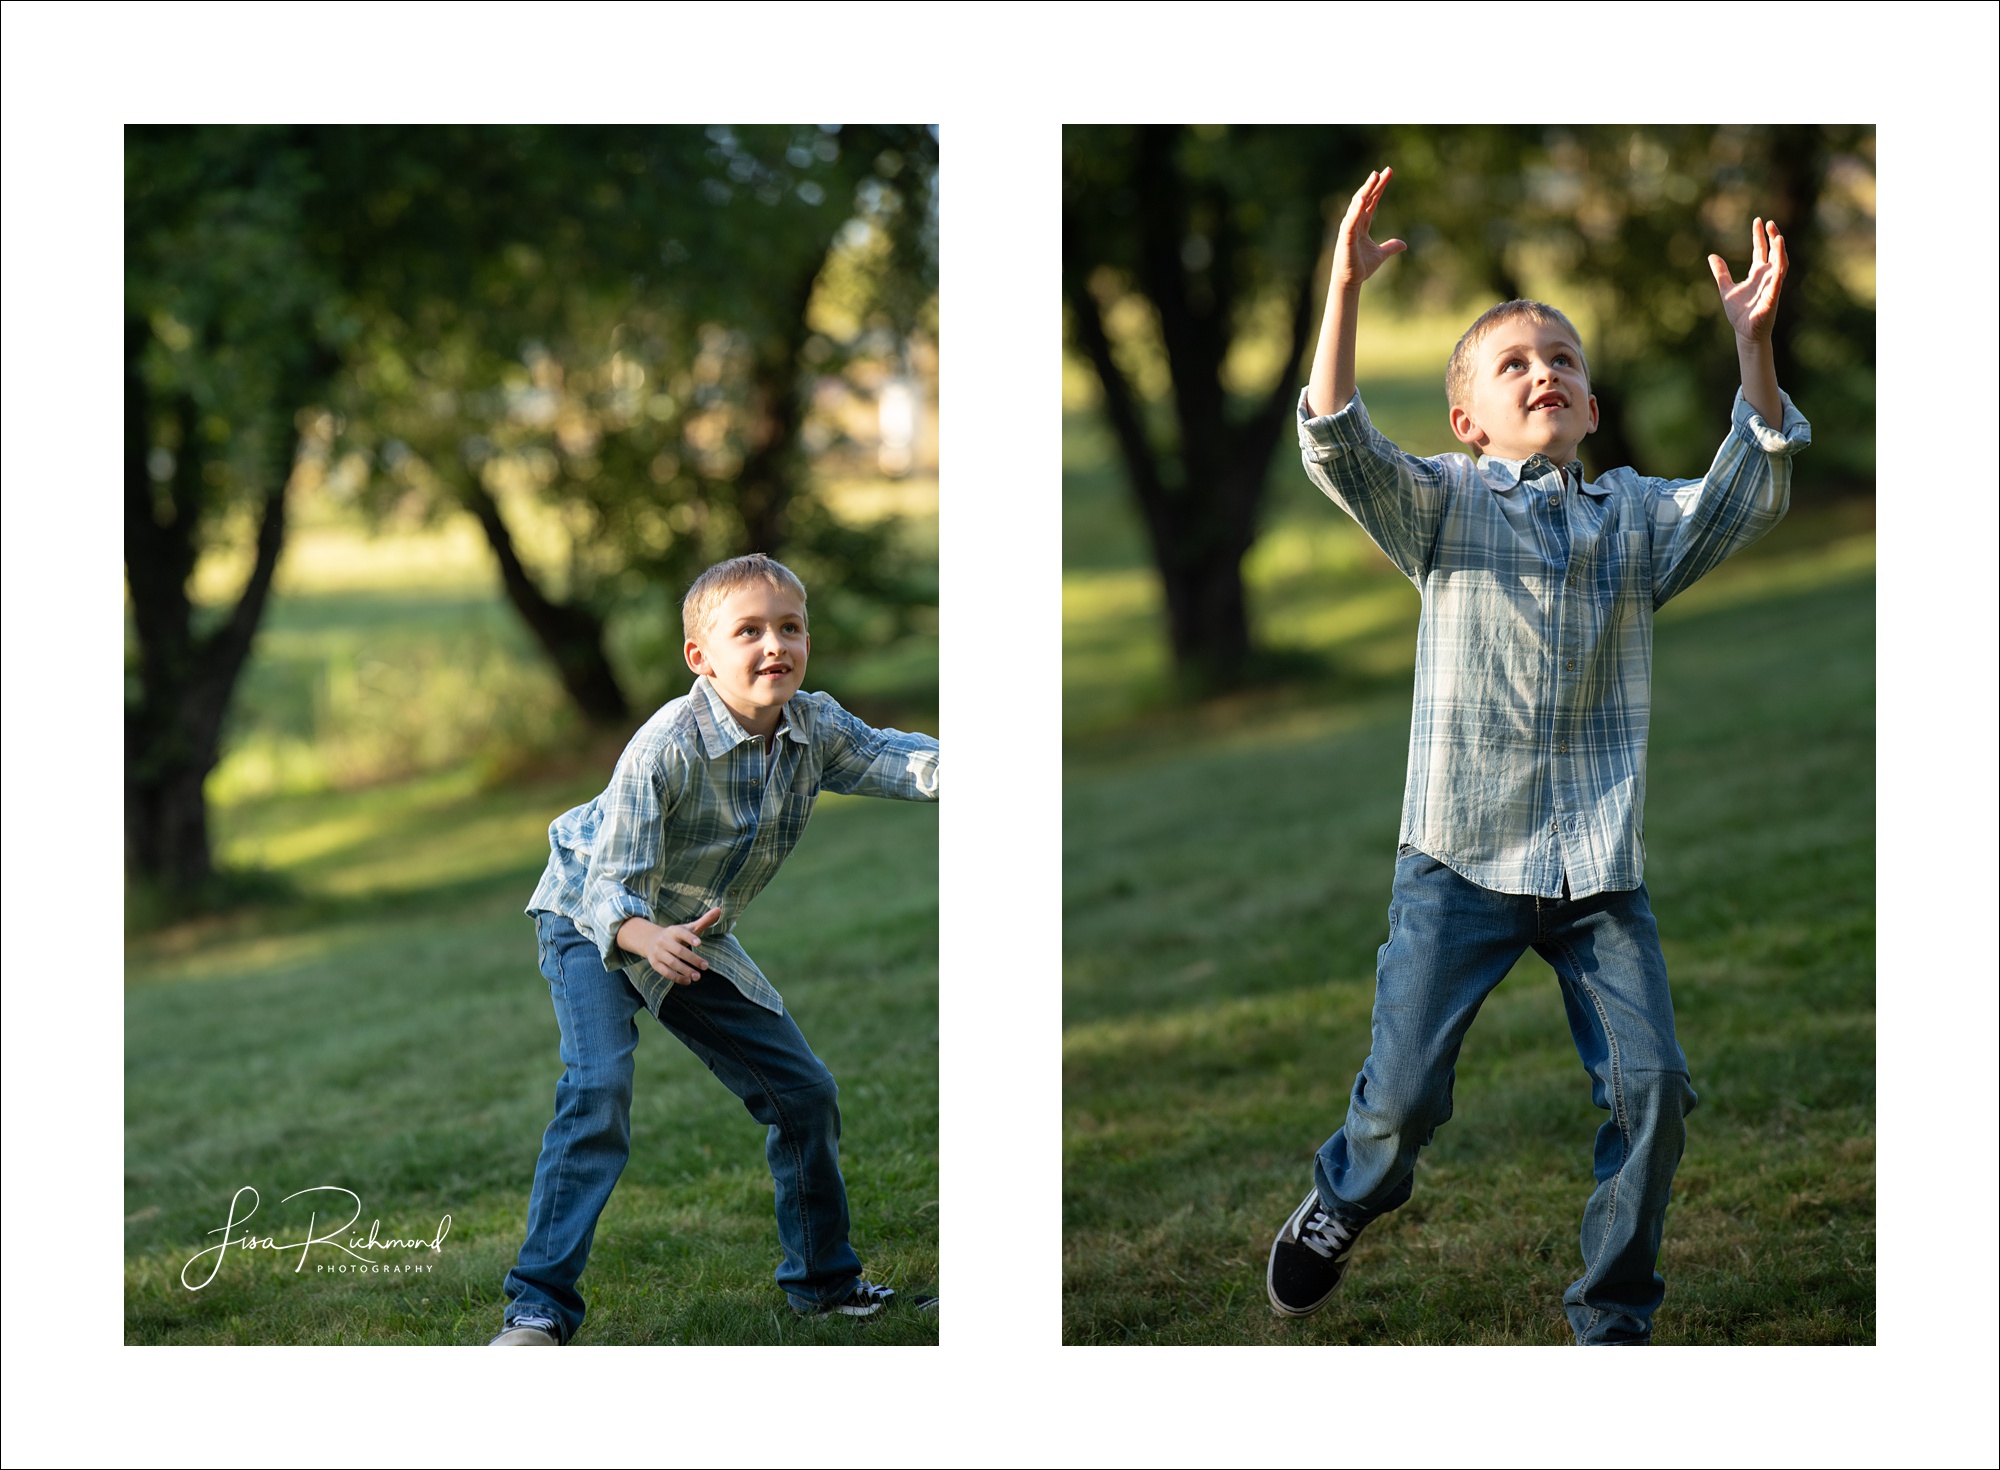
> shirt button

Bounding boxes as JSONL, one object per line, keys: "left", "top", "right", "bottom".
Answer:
{"left": 1566, "top": 659, "right": 1576, "bottom": 670}
{"left": 1558, "top": 741, "right": 1569, "bottom": 753}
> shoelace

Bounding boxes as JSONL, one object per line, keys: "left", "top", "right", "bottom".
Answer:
{"left": 509, "top": 1314, "right": 559, "bottom": 1335}
{"left": 847, "top": 1281, "right": 894, "bottom": 1306}
{"left": 1300, "top": 1207, "right": 1357, "bottom": 1261}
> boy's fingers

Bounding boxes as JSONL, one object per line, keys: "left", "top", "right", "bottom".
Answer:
{"left": 1707, "top": 255, "right": 1733, "bottom": 292}
{"left": 1381, "top": 238, "right": 1408, "bottom": 258}
{"left": 690, "top": 906, "right": 723, "bottom": 932}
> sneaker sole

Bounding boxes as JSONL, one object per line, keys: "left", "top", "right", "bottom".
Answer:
{"left": 488, "top": 1325, "right": 560, "bottom": 1345}
{"left": 791, "top": 1298, "right": 889, "bottom": 1318}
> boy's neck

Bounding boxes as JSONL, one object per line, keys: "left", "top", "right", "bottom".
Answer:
{"left": 709, "top": 683, "right": 786, "bottom": 741}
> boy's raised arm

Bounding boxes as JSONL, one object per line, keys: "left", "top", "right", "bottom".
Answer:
{"left": 1305, "top": 168, "right": 1407, "bottom": 418}
{"left": 1708, "top": 217, "right": 1789, "bottom": 427}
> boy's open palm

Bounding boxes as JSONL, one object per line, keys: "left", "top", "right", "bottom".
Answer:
{"left": 1332, "top": 168, "right": 1408, "bottom": 290}
{"left": 1708, "top": 218, "right": 1788, "bottom": 343}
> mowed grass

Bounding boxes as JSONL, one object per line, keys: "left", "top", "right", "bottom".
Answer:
{"left": 126, "top": 772, "right": 939, "bottom": 1345}
{"left": 1061, "top": 381, "right": 1875, "bottom": 1345}
{"left": 126, "top": 505, "right": 939, "bottom": 1346}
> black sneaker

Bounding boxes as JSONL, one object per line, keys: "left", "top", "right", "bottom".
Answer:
{"left": 792, "top": 1279, "right": 896, "bottom": 1318}
{"left": 1266, "top": 1187, "right": 1365, "bottom": 1317}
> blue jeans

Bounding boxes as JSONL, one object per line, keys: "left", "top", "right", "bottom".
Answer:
{"left": 502, "top": 913, "right": 861, "bottom": 1340}
{"left": 1315, "top": 848, "right": 1697, "bottom": 1345}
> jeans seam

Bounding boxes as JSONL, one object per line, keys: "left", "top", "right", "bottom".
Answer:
{"left": 664, "top": 989, "right": 825, "bottom": 1300}
{"left": 539, "top": 930, "right": 596, "bottom": 1340}
{"left": 1553, "top": 935, "right": 1628, "bottom": 1343}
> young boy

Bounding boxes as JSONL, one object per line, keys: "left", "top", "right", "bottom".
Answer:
{"left": 1266, "top": 169, "right": 1809, "bottom": 1343}
{"left": 491, "top": 553, "right": 939, "bottom": 1344}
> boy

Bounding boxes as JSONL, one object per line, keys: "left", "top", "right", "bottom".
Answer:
{"left": 1265, "top": 169, "right": 1809, "bottom": 1343}
{"left": 491, "top": 553, "right": 939, "bottom": 1344}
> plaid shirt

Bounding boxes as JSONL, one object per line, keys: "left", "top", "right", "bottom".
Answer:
{"left": 527, "top": 677, "right": 939, "bottom": 1013}
{"left": 1299, "top": 385, "right": 1810, "bottom": 899}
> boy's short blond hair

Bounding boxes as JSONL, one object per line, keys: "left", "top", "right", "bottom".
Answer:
{"left": 681, "top": 553, "right": 809, "bottom": 644}
{"left": 1445, "top": 299, "right": 1591, "bottom": 409}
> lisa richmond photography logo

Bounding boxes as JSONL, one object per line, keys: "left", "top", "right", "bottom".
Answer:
{"left": 180, "top": 1186, "right": 452, "bottom": 1290}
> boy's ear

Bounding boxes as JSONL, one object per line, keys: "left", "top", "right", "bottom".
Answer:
{"left": 1449, "top": 404, "right": 1488, "bottom": 450}
{"left": 684, "top": 639, "right": 709, "bottom": 677}
{"left": 1585, "top": 394, "right": 1600, "bottom": 435}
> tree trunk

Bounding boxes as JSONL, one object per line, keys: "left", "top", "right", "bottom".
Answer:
{"left": 460, "top": 480, "right": 630, "bottom": 726}
{"left": 734, "top": 255, "right": 827, "bottom": 556}
{"left": 1063, "top": 126, "right": 1319, "bottom": 694}
{"left": 125, "top": 321, "right": 294, "bottom": 893}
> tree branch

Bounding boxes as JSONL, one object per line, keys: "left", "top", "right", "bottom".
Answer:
{"left": 1063, "top": 216, "right": 1168, "bottom": 525}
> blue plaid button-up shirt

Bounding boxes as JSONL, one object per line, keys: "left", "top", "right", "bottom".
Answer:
{"left": 526, "top": 676, "right": 939, "bottom": 1013}
{"left": 1299, "top": 385, "right": 1810, "bottom": 899}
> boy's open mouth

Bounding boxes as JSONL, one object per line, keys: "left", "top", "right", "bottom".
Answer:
{"left": 756, "top": 664, "right": 792, "bottom": 678}
{"left": 1530, "top": 392, "right": 1568, "bottom": 411}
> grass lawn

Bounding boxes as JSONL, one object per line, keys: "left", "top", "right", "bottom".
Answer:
{"left": 1061, "top": 378, "right": 1875, "bottom": 1346}
{"left": 125, "top": 508, "right": 938, "bottom": 1347}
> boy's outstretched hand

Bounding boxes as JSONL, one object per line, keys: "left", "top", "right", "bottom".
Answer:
{"left": 1707, "top": 217, "right": 1788, "bottom": 426}
{"left": 620, "top": 907, "right": 722, "bottom": 985}
{"left": 1308, "top": 168, "right": 1407, "bottom": 415}
{"left": 1332, "top": 168, "right": 1408, "bottom": 291}
{"left": 1708, "top": 218, "right": 1788, "bottom": 344}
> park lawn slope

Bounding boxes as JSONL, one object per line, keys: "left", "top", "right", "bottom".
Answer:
{"left": 1062, "top": 524, "right": 1874, "bottom": 1345}
{"left": 126, "top": 766, "right": 939, "bottom": 1347}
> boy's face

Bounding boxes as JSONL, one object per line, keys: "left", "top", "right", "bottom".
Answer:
{"left": 685, "top": 582, "right": 810, "bottom": 733}
{"left": 1449, "top": 319, "right": 1598, "bottom": 465}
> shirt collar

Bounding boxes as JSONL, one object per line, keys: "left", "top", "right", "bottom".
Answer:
{"left": 1477, "top": 453, "right": 1607, "bottom": 498}
{"left": 689, "top": 676, "right": 811, "bottom": 759}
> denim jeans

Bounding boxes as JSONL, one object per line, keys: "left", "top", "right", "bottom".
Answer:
{"left": 1314, "top": 848, "right": 1697, "bottom": 1345}
{"left": 502, "top": 913, "right": 860, "bottom": 1340}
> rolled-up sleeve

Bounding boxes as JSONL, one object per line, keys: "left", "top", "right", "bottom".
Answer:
{"left": 1645, "top": 387, "right": 1811, "bottom": 608}
{"left": 1298, "top": 388, "right": 1456, "bottom": 582}
{"left": 819, "top": 700, "right": 938, "bottom": 801}
{"left": 580, "top": 742, "right": 686, "bottom": 969}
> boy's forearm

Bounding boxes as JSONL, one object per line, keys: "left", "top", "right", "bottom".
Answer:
{"left": 1736, "top": 334, "right": 1783, "bottom": 428}
{"left": 616, "top": 916, "right": 658, "bottom": 953}
{"left": 1306, "top": 281, "right": 1363, "bottom": 418}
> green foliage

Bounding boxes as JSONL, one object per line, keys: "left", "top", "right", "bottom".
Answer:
{"left": 314, "top": 124, "right": 939, "bottom": 662}
{"left": 127, "top": 126, "right": 335, "bottom": 517}
{"left": 1062, "top": 125, "right": 1874, "bottom": 688}
{"left": 125, "top": 763, "right": 938, "bottom": 1345}
{"left": 1368, "top": 124, "right": 1876, "bottom": 484}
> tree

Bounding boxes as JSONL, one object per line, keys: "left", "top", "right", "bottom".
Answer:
{"left": 1063, "top": 125, "right": 1375, "bottom": 694}
{"left": 125, "top": 127, "right": 339, "bottom": 894}
{"left": 125, "top": 124, "right": 939, "bottom": 896}
{"left": 1064, "top": 125, "right": 1874, "bottom": 702}
{"left": 317, "top": 123, "right": 938, "bottom": 722}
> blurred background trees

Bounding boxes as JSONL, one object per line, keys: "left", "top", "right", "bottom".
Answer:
{"left": 126, "top": 124, "right": 938, "bottom": 897}
{"left": 1063, "top": 124, "right": 1874, "bottom": 696}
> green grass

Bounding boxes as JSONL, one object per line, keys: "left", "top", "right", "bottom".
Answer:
{"left": 1061, "top": 387, "right": 1875, "bottom": 1346}
{"left": 126, "top": 769, "right": 938, "bottom": 1345}
{"left": 126, "top": 502, "right": 939, "bottom": 1346}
